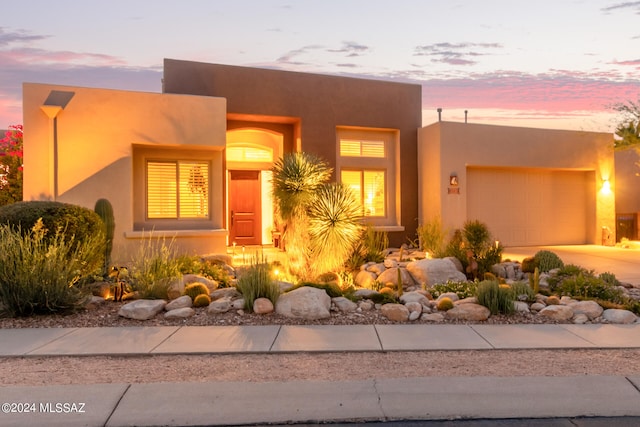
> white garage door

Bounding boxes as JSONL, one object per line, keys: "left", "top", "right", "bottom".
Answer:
{"left": 467, "top": 167, "right": 591, "bottom": 246}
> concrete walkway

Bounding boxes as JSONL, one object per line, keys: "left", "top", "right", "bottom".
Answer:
{"left": 1, "top": 323, "right": 640, "bottom": 426}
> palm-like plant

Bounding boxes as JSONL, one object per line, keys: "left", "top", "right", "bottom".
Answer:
{"left": 271, "top": 152, "right": 332, "bottom": 278}
{"left": 308, "top": 183, "right": 363, "bottom": 276}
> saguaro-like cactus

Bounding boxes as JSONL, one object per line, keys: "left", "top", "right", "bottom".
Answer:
{"left": 94, "top": 198, "right": 115, "bottom": 277}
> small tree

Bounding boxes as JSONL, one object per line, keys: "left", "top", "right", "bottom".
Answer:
{"left": 612, "top": 100, "right": 640, "bottom": 150}
{"left": 0, "top": 125, "right": 23, "bottom": 206}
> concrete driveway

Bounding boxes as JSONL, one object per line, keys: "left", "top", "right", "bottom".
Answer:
{"left": 502, "top": 245, "right": 640, "bottom": 285}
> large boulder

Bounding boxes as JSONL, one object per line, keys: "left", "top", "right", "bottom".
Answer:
{"left": 354, "top": 270, "right": 377, "bottom": 288}
{"left": 332, "top": 297, "right": 357, "bottom": 313}
{"left": 164, "top": 307, "right": 195, "bottom": 319}
{"left": 568, "top": 300, "right": 603, "bottom": 320}
{"left": 602, "top": 309, "right": 637, "bottom": 324}
{"left": 276, "top": 287, "right": 331, "bottom": 320}
{"left": 377, "top": 267, "right": 417, "bottom": 289}
{"left": 253, "top": 297, "right": 275, "bottom": 314}
{"left": 380, "top": 303, "right": 410, "bottom": 322}
{"left": 445, "top": 303, "right": 490, "bottom": 321}
{"left": 406, "top": 258, "right": 467, "bottom": 287}
{"left": 165, "top": 295, "right": 193, "bottom": 311}
{"left": 539, "top": 305, "right": 574, "bottom": 321}
{"left": 118, "top": 299, "right": 166, "bottom": 320}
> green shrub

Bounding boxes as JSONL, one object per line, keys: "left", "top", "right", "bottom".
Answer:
{"left": 521, "top": 257, "right": 536, "bottom": 273}
{"left": 368, "top": 292, "right": 399, "bottom": 304}
{"left": 128, "top": 234, "right": 182, "bottom": 300}
{"left": 511, "top": 281, "right": 536, "bottom": 302}
{"left": 547, "top": 264, "right": 590, "bottom": 291}
{"left": 183, "top": 282, "right": 210, "bottom": 300}
{"left": 417, "top": 216, "right": 447, "bottom": 257}
{"left": 236, "top": 255, "right": 280, "bottom": 312}
{"left": 193, "top": 294, "right": 211, "bottom": 308}
{"left": 430, "top": 280, "right": 477, "bottom": 299}
{"left": 176, "top": 255, "right": 231, "bottom": 288}
{"left": 463, "top": 220, "right": 491, "bottom": 256}
{"left": 436, "top": 297, "right": 454, "bottom": 311}
{"left": 445, "top": 221, "right": 502, "bottom": 277}
{"left": 344, "top": 225, "right": 388, "bottom": 272}
{"left": 0, "top": 201, "right": 105, "bottom": 248}
{"left": 475, "top": 280, "right": 515, "bottom": 315}
{"left": 0, "top": 219, "right": 104, "bottom": 316}
{"left": 598, "top": 272, "right": 620, "bottom": 287}
{"left": 533, "top": 250, "right": 564, "bottom": 272}
{"left": 557, "top": 273, "right": 625, "bottom": 304}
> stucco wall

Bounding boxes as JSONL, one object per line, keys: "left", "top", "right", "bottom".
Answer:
{"left": 23, "top": 83, "right": 228, "bottom": 263}
{"left": 163, "top": 59, "right": 422, "bottom": 245}
{"left": 418, "top": 121, "right": 615, "bottom": 245}
{"left": 615, "top": 148, "right": 640, "bottom": 213}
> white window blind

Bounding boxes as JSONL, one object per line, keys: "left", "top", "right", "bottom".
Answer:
{"left": 341, "top": 169, "right": 385, "bottom": 217}
{"left": 340, "top": 139, "right": 385, "bottom": 158}
{"left": 147, "top": 161, "right": 209, "bottom": 219}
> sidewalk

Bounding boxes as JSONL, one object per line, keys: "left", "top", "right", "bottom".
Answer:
{"left": 1, "top": 324, "right": 640, "bottom": 426}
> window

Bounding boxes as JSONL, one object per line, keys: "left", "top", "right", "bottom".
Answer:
{"left": 342, "top": 170, "right": 385, "bottom": 217}
{"left": 146, "top": 160, "right": 209, "bottom": 219}
{"left": 337, "top": 127, "right": 400, "bottom": 228}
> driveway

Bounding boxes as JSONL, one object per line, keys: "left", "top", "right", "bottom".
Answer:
{"left": 502, "top": 245, "right": 640, "bottom": 286}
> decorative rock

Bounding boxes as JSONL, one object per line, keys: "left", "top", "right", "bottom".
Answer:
{"left": 276, "top": 281, "right": 295, "bottom": 292}
{"left": 445, "top": 303, "right": 490, "bottom": 321}
{"left": 602, "top": 308, "right": 637, "bottom": 324}
{"left": 276, "top": 286, "right": 331, "bottom": 319}
{"left": 354, "top": 289, "right": 379, "bottom": 299}
{"left": 165, "top": 295, "right": 193, "bottom": 311}
{"left": 118, "top": 299, "right": 167, "bottom": 320}
{"left": 406, "top": 258, "right": 467, "bottom": 287}
{"left": 381, "top": 303, "right": 410, "bottom": 322}
{"left": 530, "top": 302, "right": 546, "bottom": 312}
{"left": 409, "top": 310, "right": 421, "bottom": 321}
{"left": 232, "top": 298, "right": 245, "bottom": 310}
{"left": 384, "top": 259, "right": 398, "bottom": 269}
{"left": 539, "top": 305, "right": 574, "bottom": 321}
{"left": 210, "top": 288, "right": 241, "bottom": 300}
{"left": 332, "top": 297, "right": 357, "bottom": 313}
{"left": 377, "top": 267, "right": 417, "bottom": 289}
{"left": 253, "top": 297, "right": 274, "bottom": 314}
{"left": 513, "top": 301, "right": 530, "bottom": 313}
{"left": 201, "top": 253, "right": 233, "bottom": 266}
{"left": 399, "top": 291, "right": 429, "bottom": 305}
{"left": 572, "top": 313, "right": 589, "bottom": 324}
{"left": 355, "top": 270, "right": 377, "bottom": 288}
{"left": 358, "top": 301, "right": 374, "bottom": 311}
{"left": 455, "top": 297, "right": 477, "bottom": 305}
{"left": 167, "top": 279, "right": 185, "bottom": 300}
{"left": 366, "top": 263, "right": 386, "bottom": 275}
{"left": 164, "top": 307, "right": 195, "bottom": 319}
{"left": 421, "top": 312, "right": 445, "bottom": 322}
{"left": 444, "top": 256, "right": 464, "bottom": 273}
{"left": 208, "top": 299, "right": 232, "bottom": 314}
{"left": 85, "top": 295, "right": 106, "bottom": 310}
{"left": 569, "top": 300, "right": 603, "bottom": 320}
{"left": 405, "top": 301, "right": 423, "bottom": 314}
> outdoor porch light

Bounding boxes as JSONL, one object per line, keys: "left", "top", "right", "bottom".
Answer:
{"left": 601, "top": 179, "right": 611, "bottom": 195}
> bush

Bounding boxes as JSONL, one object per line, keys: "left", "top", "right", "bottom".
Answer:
{"left": 430, "top": 280, "right": 477, "bottom": 299}
{"left": 511, "top": 281, "right": 536, "bottom": 302}
{"left": 0, "top": 201, "right": 105, "bottom": 248}
{"left": 521, "top": 257, "right": 536, "bottom": 273}
{"left": 476, "top": 280, "right": 515, "bottom": 315}
{"left": 183, "top": 283, "right": 210, "bottom": 300}
{"left": 289, "top": 281, "right": 343, "bottom": 298}
{"left": 128, "top": 234, "right": 182, "bottom": 299}
{"left": 534, "top": 250, "right": 564, "bottom": 272}
{"left": 598, "top": 272, "right": 620, "bottom": 287}
{"left": 0, "top": 219, "right": 104, "bottom": 316}
{"left": 547, "top": 264, "right": 590, "bottom": 291}
{"left": 436, "top": 297, "right": 454, "bottom": 311}
{"left": 176, "top": 255, "right": 231, "bottom": 288}
{"left": 417, "top": 216, "right": 447, "bottom": 257}
{"left": 557, "top": 273, "right": 625, "bottom": 304}
{"left": 369, "top": 292, "right": 398, "bottom": 305}
{"left": 344, "top": 225, "right": 388, "bottom": 272}
{"left": 193, "top": 294, "right": 211, "bottom": 308}
{"left": 463, "top": 220, "right": 491, "bottom": 256}
{"left": 236, "top": 255, "right": 280, "bottom": 312}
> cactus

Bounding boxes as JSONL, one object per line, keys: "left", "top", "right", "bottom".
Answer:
{"left": 528, "top": 267, "right": 540, "bottom": 294}
{"left": 193, "top": 294, "right": 211, "bottom": 307}
{"left": 94, "top": 198, "right": 115, "bottom": 277}
{"left": 437, "top": 297, "right": 454, "bottom": 311}
{"left": 534, "top": 250, "right": 564, "bottom": 273}
{"left": 396, "top": 267, "right": 403, "bottom": 297}
{"left": 183, "top": 282, "right": 210, "bottom": 300}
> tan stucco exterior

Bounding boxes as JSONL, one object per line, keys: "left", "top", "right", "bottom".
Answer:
{"left": 23, "top": 83, "right": 227, "bottom": 263}
{"left": 615, "top": 148, "right": 640, "bottom": 239}
{"left": 418, "top": 121, "right": 615, "bottom": 246}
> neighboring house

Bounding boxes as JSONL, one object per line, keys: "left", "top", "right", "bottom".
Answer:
{"left": 21, "top": 59, "right": 619, "bottom": 263}
{"left": 615, "top": 148, "right": 640, "bottom": 240}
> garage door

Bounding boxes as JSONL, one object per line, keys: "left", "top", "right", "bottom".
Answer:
{"left": 466, "top": 167, "right": 591, "bottom": 246}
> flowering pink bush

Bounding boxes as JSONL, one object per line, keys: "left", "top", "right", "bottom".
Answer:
{"left": 0, "top": 124, "right": 23, "bottom": 206}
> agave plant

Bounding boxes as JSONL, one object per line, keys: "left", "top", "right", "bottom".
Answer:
{"left": 308, "top": 183, "right": 363, "bottom": 276}
{"left": 271, "top": 152, "right": 332, "bottom": 278}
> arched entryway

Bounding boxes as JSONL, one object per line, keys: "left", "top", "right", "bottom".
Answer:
{"left": 226, "top": 128, "right": 283, "bottom": 246}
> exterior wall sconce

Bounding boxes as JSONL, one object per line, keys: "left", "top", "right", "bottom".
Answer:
{"left": 601, "top": 179, "right": 611, "bottom": 195}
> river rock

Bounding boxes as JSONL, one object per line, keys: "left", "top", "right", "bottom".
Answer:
{"left": 406, "top": 258, "right": 467, "bottom": 287}
{"left": 569, "top": 300, "right": 603, "bottom": 320}
{"left": 118, "top": 299, "right": 167, "bottom": 320}
{"left": 602, "top": 308, "right": 637, "bottom": 324}
{"left": 164, "top": 307, "right": 195, "bottom": 319}
{"left": 421, "top": 312, "right": 445, "bottom": 322}
{"left": 332, "top": 297, "right": 357, "bottom": 313}
{"left": 355, "top": 270, "right": 377, "bottom": 288}
{"left": 253, "top": 297, "right": 274, "bottom": 314}
{"left": 210, "top": 288, "right": 242, "bottom": 300}
{"left": 276, "top": 286, "right": 331, "bottom": 319}
{"left": 381, "top": 303, "right": 410, "bottom": 322}
{"left": 539, "top": 305, "right": 574, "bottom": 321}
{"left": 399, "top": 291, "right": 429, "bottom": 305}
{"left": 208, "top": 298, "right": 231, "bottom": 314}
{"left": 165, "top": 295, "right": 193, "bottom": 311}
{"left": 377, "top": 267, "right": 417, "bottom": 289}
{"left": 445, "top": 303, "right": 490, "bottom": 321}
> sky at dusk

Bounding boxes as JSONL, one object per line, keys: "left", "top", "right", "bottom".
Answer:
{"left": 1, "top": 0, "right": 640, "bottom": 133}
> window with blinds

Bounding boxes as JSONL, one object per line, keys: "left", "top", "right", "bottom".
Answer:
{"left": 341, "top": 169, "right": 385, "bottom": 217}
{"left": 147, "top": 161, "right": 209, "bottom": 219}
{"left": 339, "top": 139, "right": 385, "bottom": 158}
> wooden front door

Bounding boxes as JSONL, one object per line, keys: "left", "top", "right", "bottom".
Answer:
{"left": 229, "top": 170, "right": 261, "bottom": 245}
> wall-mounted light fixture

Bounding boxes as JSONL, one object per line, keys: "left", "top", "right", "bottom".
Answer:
{"left": 601, "top": 179, "right": 611, "bottom": 195}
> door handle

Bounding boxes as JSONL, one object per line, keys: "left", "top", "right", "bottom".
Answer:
{"left": 231, "top": 210, "right": 234, "bottom": 226}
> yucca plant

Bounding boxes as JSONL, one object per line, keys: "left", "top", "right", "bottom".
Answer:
{"left": 271, "top": 152, "right": 332, "bottom": 278}
{"left": 307, "top": 183, "right": 363, "bottom": 276}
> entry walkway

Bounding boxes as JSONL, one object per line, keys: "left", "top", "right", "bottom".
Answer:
{"left": 1, "top": 324, "right": 640, "bottom": 426}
